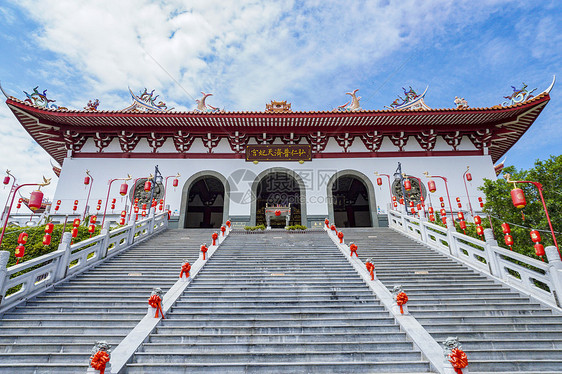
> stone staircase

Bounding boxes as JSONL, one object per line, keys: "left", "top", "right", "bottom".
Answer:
{"left": 341, "top": 227, "right": 562, "bottom": 373}
{"left": 125, "top": 231, "right": 433, "bottom": 373}
{"left": 0, "top": 228, "right": 214, "bottom": 373}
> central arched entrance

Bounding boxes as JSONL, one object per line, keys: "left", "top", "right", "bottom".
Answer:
{"left": 251, "top": 168, "right": 307, "bottom": 227}
{"left": 181, "top": 173, "right": 227, "bottom": 228}
{"left": 328, "top": 171, "right": 377, "bottom": 227}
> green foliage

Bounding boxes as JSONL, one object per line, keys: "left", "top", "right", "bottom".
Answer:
{"left": 478, "top": 155, "right": 562, "bottom": 259}
{"left": 244, "top": 224, "right": 266, "bottom": 231}
{"left": 286, "top": 225, "right": 307, "bottom": 230}
{"left": 0, "top": 222, "right": 101, "bottom": 267}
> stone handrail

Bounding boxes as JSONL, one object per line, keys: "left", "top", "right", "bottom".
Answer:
{"left": 388, "top": 208, "right": 562, "bottom": 309}
{"left": 0, "top": 212, "right": 168, "bottom": 314}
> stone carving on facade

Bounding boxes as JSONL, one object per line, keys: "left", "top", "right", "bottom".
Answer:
{"left": 359, "top": 131, "right": 384, "bottom": 152}
{"left": 502, "top": 83, "right": 536, "bottom": 107}
{"left": 173, "top": 131, "right": 194, "bottom": 153}
{"left": 265, "top": 100, "right": 292, "bottom": 112}
{"left": 195, "top": 92, "right": 221, "bottom": 113}
{"left": 117, "top": 131, "right": 140, "bottom": 152}
{"left": 335, "top": 89, "right": 362, "bottom": 111}
{"left": 454, "top": 96, "right": 468, "bottom": 108}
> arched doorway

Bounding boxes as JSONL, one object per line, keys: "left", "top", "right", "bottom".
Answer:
{"left": 329, "top": 173, "right": 376, "bottom": 227}
{"left": 184, "top": 175, "right": 225, "bottom": 228}
{"left": 252, "top": 169, "right": 306, "bottom": 227}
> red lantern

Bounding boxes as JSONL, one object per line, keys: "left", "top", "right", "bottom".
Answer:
{"left": 112, "top": 198, "right": 116, "bottom": 204}
{"left": 73, "top": 218, "right": 80, "bottom": 227}
{"left": 120, "top": 210, "right": 127, "bottom": 218}
{"left": 74, "top": 200, "right": 79, "bottom": 205}
{"left": 459, "top": 220, "right": 467, "bottom": 230}
{"left": 399, "top": 198, "right": 404, "bottom": 205}
{"left": 45, "top": 223, "right": 54, "bottom": 234}
{"left": 473, "top": 215, "right": 482, "bottom": 225}
{"left": 211, "top": 232, "right": 218, "bottom": 246}
{"left": 478, "top": 197, "right": 483, "bottom": 202}
{"left": 325, "top": 218, "right": 330, "bottom": 227}
{"left": 534, "top": 243, "right": 545, "bottom": 257}
{"left": 480, "top": 202, "right": 484, "bottom": 208}
{"left": 393, "top": 202, "right": 398, "bottom": 207}
{"left": 73, "top": 205, "right": 78, "bottom": 211}
{"left": 18, "top": 232, "right": 29, "bottom": 245}
{"left": 376, "top": 177, "right": 382, "bottom": 186}
{"left": 504, "top": 234, "right": 514, "bottom": 247}
{"left": 84, "top": 176, "right": 90, "bottom": 185}
{"left": 71, "top": 227, "right": 79, "bottom": 238}
{"left": 42, "top": 234, "right": 51, "bottom": 246}
{"left": 144, "top": 180, "right": 152, "bottom": 192}
{"left": 457, "top": 202, "right": 462, "bottom": 208}
{"left": 428, "top": 180, "right": 436, "bottom": 193}
{"left": 428, "top": 207, "right": 434, "bottom": 214}
{"left": 440, "top": 209, "right": 446, "bottom": 216}
{"left": 466, "top": 173, "right": 472, "bottom": 182}
{"left": 420, "top": 196, "right": 424, "bottom": 202}
{"left": 111, "top": 204, "right": 115, "bottom": 210}
{"left": 530, "top": 230, "right": 541, "bottom": 243}
{"left": 135, "top": 198, "right": 139, "bottom": 204}
{"left": 409, "top": 201, "right": 414, "bottom": 207}
{"left": 134, "top": 206, "right": 139, "bottom": 213}
{"left": 457, "top": 212, "right": 464, "bottom": 220}
{"left": 90, "top": 216, "right": 97, "bottom": 224}
{"left": 54, "top": 206, "right": 60, "bottom": 211}
{"left": 392, "top": 196, "right": 397, "bottom": 202}
{"left": 18, "top": 198, "right": 23, "bottom": 203}
{"left": 439, "top": 197, "right": 444, "bottom": 202}
{"left": 416, "top": 203, "right": 422, "bottom": 211}
{"left": 173, "top": 178, "right": 179, "bottom": 187}
{"left": 404, "top": 179, "right": 412, "bottom": 191}
{"left": 159, "top": 199, "right": 164, "bottom": 205}
{"left": 501, "top": 223, "right": 511, "bottom": 234}
{"left": 97, "top": 199, "right": 102, "bottom": 205}
{"left": 15, "top": 245, "right": 25, "bottom": 261}
{"left": 119, "top": 218, "right": 126, "bottom": 225}
{"left": 440, "top": 202, "right": 445, "bottom": 208}
{"left": 57, "top": 200, "right": 62, "bottom": 205}
{"left": 456, "top": 197, "right": 460, "bottom": 202}
{"left": 429, "top": 214, "right": 435, "bottom": 222}
{"left": 119, "top": 183, "right": 128, "bottom": 196}
{"left": 142, "top": 203, "right": 147, "bottom": 210}
{"left": 159, "top": 204, "right": 163, "bottom": 211}
{"left": 141, "top": 211, "right": 147, "bottom": 217}
{"left": 441, "top": 216, "right": 448, "bottom": 225}
{"left": 28, "top": 190, "right": 44, "bottom": 211}
{"left": 3, "top": 176, "right": 10, "bottom": 185}
{"left": 410, "top": 207, "right": 416, "bottom": 214}
{"left": 511, "top": 188, "right": 526, "bottom": 209}
{"left": 476, "top": 225, "right": 484, "bottom": 236}
{"left": 96, "top": 205, "right": 101, "bottom": 211}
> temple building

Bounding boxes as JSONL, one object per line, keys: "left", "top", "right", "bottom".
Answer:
{"left": 2, "top": 78, "right": 554, "bottom": 228}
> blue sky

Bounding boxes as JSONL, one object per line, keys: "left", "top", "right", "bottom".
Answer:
{"left": 0, "top": 0, "right": 561, "bottom": 203}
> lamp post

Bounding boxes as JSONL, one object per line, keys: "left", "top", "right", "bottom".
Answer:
{"left": 462, "top": 166, "right": 474, "bottom": 216}
{"left": 163, "top": 173, "right": 181, "bottom": 210}
{"left": 504, "top": 173, "right": 559, "bottom": 255}
{"left": 393, "top": 163, "right": 408, "bottom": 215}
{"left": 1, "top": 170, "right": 16, "bottom": 226}
{"left": 423, "top": 171, "right": 455, "bottom": 222}
{"left": 374, "top": 172, "right": 393, "bottom": 203}
{"left": 0, "top": 177, "right": 51, "bottom": 246}
{"left": 101, "top": 174, "right": 132, "bottom": 227}
{"left": 82, "top": 170, "right": 94, "bottom": 220}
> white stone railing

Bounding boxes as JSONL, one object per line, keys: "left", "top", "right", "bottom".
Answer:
{"left": 388, "top": 209, "right": 562, "bottom": 309}
{"left": 0, "top": 212, "right": 168, "bottom": 314}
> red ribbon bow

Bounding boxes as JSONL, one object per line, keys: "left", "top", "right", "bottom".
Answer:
{"left": 396, "top": 292, "right": 408, "bottom": 314}
{"left": 448, "top": 348, "right": 468, "bottom": 374}
{"left": 148, "top": 294, "right": 165, "bottom": 319}
{"left": 90, "top": 350, "right": 110, "bottom": 374}
{"left": 180, "top": 263, "right": 191, "bottom": 278}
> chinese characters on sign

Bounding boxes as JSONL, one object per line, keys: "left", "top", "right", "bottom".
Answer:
{"left": 245, "top": 145, "right": 312, "bottom": 162}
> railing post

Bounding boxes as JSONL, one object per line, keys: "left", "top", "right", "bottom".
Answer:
{"left": 483, "top": 228, "right": 501, "bottom": 277}
{"left": 100, "top": 221, "right": 111, "bottom": 258}
{"left": 419, "top": 217, "right": 428, "bottom": 242}
{"left": 127, "top": 220, "right": 136, "bottom": 245}
{"left": 148, "top": 211, "right": 155, "bottom": 235}
{"left": 445, "top": 218, "right": 458, "bottom": 257}
{"left": 55, "top": 232, "right": 72, "bottom": 282}
{"left": 545, "top": 246, "right": 562, "bottom": 308}
{"left": 0, "top": 251, "right": 10, "bottom": 302}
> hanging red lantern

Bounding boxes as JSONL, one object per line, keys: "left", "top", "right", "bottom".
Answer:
{"left": 480, "top": 202, "right": 484, "bottom": 208}
{"left": 90, "top": 216, "right": 97, "bottom": 224}
{"left": 511, "top": 188, "right": 526, "bottom": 209}
{"left": 119, "top": 183, "right": 128, "bottom": 196}
{"left": 74, "top": 200, "right": 79, "bottom": 205}
{"left": 534, "top": 243, "right": 545, "bottom": 257}
{"left": 530, "top": 230, "right": 541, "bottom": 243}
{"left": 459, "top": 220, "right": 467, "bottom": 230}
{"left": 73, "top": 218, "right": 80, "bottom": 227}
{"left": 159, "top": 199, "right": 164, "bottom": 205}
{"left": 3, "top": 176, "right": 9, "bottom": 185}
{"left": 111, "top": 204, "right": 115, "bottom": 210}
{"left": 71, "top": 227, "right": 79, "bottom": 237}
{"left": 159, "top": 204, "right": 163, "bottom": 211}
{"left": 440, "top": 202, "right": 445, "bottom": 208}
{"left": 18, "top": 198, "right": 23, "bottom": 203}
{"left": 392, "top": 196, "right": 397, "bottom": 202}
{"left": 428, "top": 207, "right": 434, "bottom": 214}
{"left": 121, "top": 210, "right": 127, "bottom": 218}
{"left": 18, "top": 232, "right": 29, "bottom": 245}
{"left": 54, "top": 205, "right": 60, "bottom": 211}
{"left": 441, "top": 216, "right": 448, "bottom": 225}
{"left": 144, "top": 180, "right": 152, "bottom": 192}
{"left": 376, "top": 177, "right": 382, "bottom": 186}
{"left": 440, "top": 209, "right": 446, "bottom": 216}
{"left": 456, "top": 197, "right": 460, "bottom": 203}
{"left": 96, "top": 205, "right": 101, "bottom": 211}
{"left": 428, "top": 180, "right": 436, "bottom": 193}
{"left": 134, "top": 206, "right": 139, "bottom": 213}
{"left": 473, "top": 215, "right": 482, "bottom": 225}
{"left": 410, "top": 207, "right": 416, "bottom": 214}
{"left": 42, "top": 234, "right": 51, "bottom": 246}
{"left": 478, "top": 197, "right": 483, "bottom": 202}
{"left": 15, "top": 245, "right": 25, "bottom": 263}
{"left": 409, "top": 201, "right": 414, "bottom": 207}
{"left": 429, "top": 214, "right": 435, "bottom": 222}
{"left": 439, "top": 197, "right": 444, "bottom": 202}
{"left": 119, "top": 218, "right": 126, "bottom": 225}
{"left": 501, "top": 223, "right": 511, "bottom": 234}
{"left": 72, "top": 205, "right": 78, "bottom": 211}
{"left": 504, "top": 234, "right": 514, "bottom": 247}
{"left": 416, "top": 203, "right": 422, "bottom": 211}
{"left": 45, "top": 223, "right": 54, "bottom": 234}
{"left": 111, "top": 198, "right": 116, "bottom": 204}
{"left": 404, "top": 179, "right": 412, "bottom": 191}
{"left": 457, "top": 212, "right": 464, "bottom": 220}
{"left": 399, "top": 198, "right": 404, "bottom": 205}
{"left": 141, "top": 211, "right": 147, "bottom": 217}
{"left": 476, "top": 225, "right": 484, "bottom": 237}
{"left": 457, "top": 202, "right": 462, "bottom": 208}
{"left": 28, "top": 190, "right": 44, "bottom": 211}
{"left": 135, "top": 198, "right": 139, "bottom": 204}
{"left": 466, "top": 173, "right": 472, "bottom": 182}
{"left": 142, "top": 203, "right": 147, "bottom": 210}
{"left": 57, "top": 200, "right": 62, "bottom": 205}
{"left": 173, "top": 178, "right": 179, "bottom": 187}
{"left": 393, "top": 202, "right": 398, "bottom": 207}
{"left": 420, "top": 196, "right": 424, "bottom": 202}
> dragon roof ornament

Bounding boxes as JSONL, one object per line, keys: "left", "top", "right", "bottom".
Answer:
{"left": 334, "top": 89, "right": 362, "bottom": 112}
{"left": 502, "top": 83, "right": 537, "bottom": 107}
{"left": 385, "top": 86, "right": 430, "bottom": 111}
{"left": 123, "top": 88, "right": 172, "bottom": 112}
{"left": 22, "top": 86, "right": 67, "bottom": 110}
{"left": 194, "top": 92, "right": 222, "bottom": 113}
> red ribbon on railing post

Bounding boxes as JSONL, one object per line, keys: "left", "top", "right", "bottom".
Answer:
{"left": 448, "top": 348, "right": 468, "bottom": 374}
{"left": 365, "top": 261, "right": 374, "bottom": 280}
{"left": 349, "top": 243, "right": 358, "bottom": 257}
{"left": 148, "top": 294, "right": 164, "bottom": 318}
{"left": 90, "top": 350, "right": 110, "bottom": 374}
{"left": 396, "top": 292, "right": 408, "bottom": 314}
{"left": 180, "top": 262, "right": 191, "bottom": 278}
{"left": 201, "top": 244, "right": 208, "bottom": 260}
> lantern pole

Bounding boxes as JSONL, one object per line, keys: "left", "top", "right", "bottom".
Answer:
{"left": 423, "top": 172, "right": 455, "bottom": 223}
{"left": 462, "top": 166, "right": 474, "bottom": 216}
{"left": 374, "top": 172, "right": 393, "bottom": 203}
{"left": 0, "top": 177, "right": 51, "bottom": 247}
{"left": 127, "top": 176, "right": 148, "bottom": 223}
{"left": 1, "top": 170, "right": 16, "bottom": 226}
{"left": 163, "top": 173, "right": 181, "bottom": 210}
{"left": 82, "top": 170, "right": 94, "bottom": 220}
{"left": 504, "top": 173, "right": 559, "bottom": 254}
{"left": 393, "top": 163, "right": 408, "bottom": 215}
{"left": 101, "top": 175, "right": 132, "bottom": 227}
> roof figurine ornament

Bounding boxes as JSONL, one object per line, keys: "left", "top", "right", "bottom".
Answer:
{"left": 454, "top": 96, "right": 468, "bottom": 109}
{"left": 123, "top": 87, "right": 172, "bottom": 112}
{"left": 23, "top": 86, "right": 67, "bottom": 110}
{"left": 385, "top": 86, "right": 430, "bottom": 110}
{"left": 195, "top": 92, "right": 222, "bottom": 113}
{"left": 335, "top": 89, "right": 362, "bottom": 111}
{"left": 502, "top": 83, "right": 537, "bottom": 107}
{"left": 84, "top": 99, "right": 100, "bottom": 111}
{"left": 266, "top": 100, "right": 292, "bottom": 112}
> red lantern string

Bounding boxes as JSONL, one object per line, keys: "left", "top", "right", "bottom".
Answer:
{"left": 148, "top": 294, "right": 164, "bottom": 319}
{"left": 89, "top": 350, "right": 110, "bottom": 374}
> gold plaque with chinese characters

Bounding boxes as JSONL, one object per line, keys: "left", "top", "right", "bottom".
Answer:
{"left": 245, "top": 145, "right": 312, "bottom": 162}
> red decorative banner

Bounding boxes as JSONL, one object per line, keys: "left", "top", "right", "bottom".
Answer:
{"left": 245, "top": 145, "right": 312, "bottom": 162}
